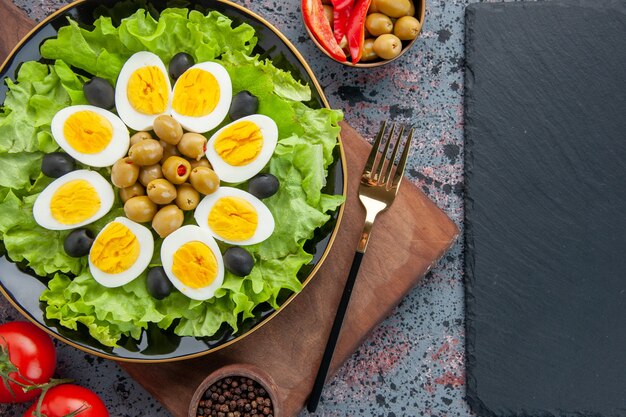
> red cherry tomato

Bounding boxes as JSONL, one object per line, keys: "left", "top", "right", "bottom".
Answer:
{"left": 0, "top": 321, "right": 56, "bottom": 403}
{"left": 22, "top": 384, "right": 109, "bottom": 417}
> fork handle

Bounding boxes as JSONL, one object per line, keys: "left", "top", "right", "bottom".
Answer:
{"left": 307, "top": 250, "right": 364, "bottom": 413}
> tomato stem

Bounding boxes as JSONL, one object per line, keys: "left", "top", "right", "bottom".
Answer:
{"left": 1, "top": 340, "right": 81, "bottom": 416}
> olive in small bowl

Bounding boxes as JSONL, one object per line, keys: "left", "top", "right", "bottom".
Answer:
{"left": 302, "top": 0, "right": 425, "bottom": 67}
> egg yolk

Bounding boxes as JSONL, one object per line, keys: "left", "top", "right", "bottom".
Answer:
{"left": 127, "top": 66, "right": 169, "bottom": 115}
{"left": 90, "top": 222, "right": 140, "bottom": 274}
{"left": 63, "top": 111, "right": 113, "bottom": 154}
{"left": 213, "top": 121, "right": 264, "bottom": 166}
{"left": 50, "top": 180, "right": 101, "bottom": 225}
{"left": 207, "top": 197, "right": 258, "bottom": 241}
{"left": 172, "top": 69, "right": 220, "bottom": 117}
{"left": 172, "top": 241, "right": 218, "bottom": 289}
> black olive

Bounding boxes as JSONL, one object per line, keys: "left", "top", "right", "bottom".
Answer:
{"left": 83, "top": 77, "right": 115, "bottom": 109}
{"left": 223, "top": 247, "right": 254, "bottom": 277}
{"left": 41, "top": 152, "right": 76, "bottom": 178}
{"left": 146, "top": 266, "right": 174, "bottom": 300}
{"left": 229, "top": 91, "right": 259, "bottom": 120}
{"left": 248, "top": 173, "right": 279, "bottom": 199}
{"left": 169, "top": 52, "right": 194, "bottom": 80}
{"left": 64, "top": 228, "right": 95, "bottom": 258}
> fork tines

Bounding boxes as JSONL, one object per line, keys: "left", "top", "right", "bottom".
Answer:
{"left": 364, "top": 121, "right": 414, "bottom": 190}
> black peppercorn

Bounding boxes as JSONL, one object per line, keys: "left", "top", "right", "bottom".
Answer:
{"left": 196, "top": 376, "right": 273, "bottom": 417}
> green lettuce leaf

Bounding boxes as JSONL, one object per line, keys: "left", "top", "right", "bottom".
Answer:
{"left": 41, "top": 8, "right": 257, "bottom": 86}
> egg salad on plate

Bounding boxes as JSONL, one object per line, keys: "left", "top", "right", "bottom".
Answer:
{"left": 0, "top": 7, "right": 344, "bottom": 347}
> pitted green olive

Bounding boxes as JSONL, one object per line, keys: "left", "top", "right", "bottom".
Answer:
{"left": 139, "top": 164, "right": 163, "bottom": 187}
{"left": 111, "top": 157, "right": 139, "bottom": 188}
{"left": 147, "top": 179, "right": 177, "bottom": 205}
{"left": 160, "top": 141, "right": 181, "bottom": 164}
{"left": 153, "top": 115, "right": 183, "bottom": 145}
{"left": 177, "top": 133, "right": 207, "bottom": 160}
{"left": 124, "top": 196, "right": 158, "bottom": 223}
{"left": 119, "top": 183, "right": 145, "bottom": 203}
{"left": 162, "top": 156, "right": 191, "bottom": 185}
{"left": 175, "top": 183, "right": 200, "bottom": 211}
{"left": 130, "top": 131, "right": 152, "bottom": 147}
{"left": 189, "top": 166, "right": 220, "bottom": 195}
{"left": 189, "top": 158, "right": 212, "bottom": 170}
{"left": 152, "top": 205, "right": 184, "bottom": 238}
{"left": 128, "top": 139, "right": 163, "bottom": 166}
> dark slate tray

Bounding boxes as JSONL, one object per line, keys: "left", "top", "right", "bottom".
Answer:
{"left": 464, "top": 1, "right": 626, "bottom": 416}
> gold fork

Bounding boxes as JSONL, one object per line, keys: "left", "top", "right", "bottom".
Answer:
{"left": 307, "top": 122, "right": 414, "bottom": 413}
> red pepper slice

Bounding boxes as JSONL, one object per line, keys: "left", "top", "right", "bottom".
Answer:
{"left": 346, "top": 0, "right": 372, "bottom": 64}
{"left": 302, "top": 0, "right": 347, "bottom": 62}
{"left": 331, "top": 0, "right": 354, "bottom": 44}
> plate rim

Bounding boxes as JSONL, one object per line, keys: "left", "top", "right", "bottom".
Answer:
{"left": 0, "top": 0, "right": 348, "bottom": 363}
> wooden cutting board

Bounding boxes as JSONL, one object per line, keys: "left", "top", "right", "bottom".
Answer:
{"left": 0, "top": 3, "right": 459, "bottom": 416}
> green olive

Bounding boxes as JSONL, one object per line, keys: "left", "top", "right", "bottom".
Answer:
{"left": 189, "top": 166, "right": 220, "bottom": 195}
{"left": 124, "top": 196, "right": 158, "bottom": 223}
{"left": 376, "top": 0, "right": 412, "bottom": 18}
{"left": 189, "top": 158, "right": 212, "bottom": 170}
{"left": 366, "top": 13, "right": 393, "bottom": 36}
{"left": 162, "top": 156, "right": 191, "bottom": 185}
{"left": 177, "top": 133, "right": 207, "bottom": 161}
{"left": 160, "top": 140, "right": 181, "bottom": 164}
{"left": 407, "top": 1, "right": 416, "bottom": 16}
{"left": 139, "top": 164, "right": 164, "bottom": 187}
{"left": 128, "top": 139, "right": 163, "bottom": 166}
{"left": 130, "top": 131, "right": 152, "bottom": 147}
{"left": 175, "top": 183, "right": 200, "bottom": 211}
{"left": 323, "top": 5, "right": 334, "bottom": 27}
{"left": 394, "top": 15, "right": 421, "bottom": 40}
{"left": 119, "top": 183, "right": 145, "bottom": 203}
{"left": 111, "top": 157, "right": 139, "bottom": 188}
{"left": 147, "top": 178, "right": 177, "bottom": 205}
{"left": 373, "top": 34, "right": 403, "bottom": 60}
{"left": 153, "top": 115, "right": 183, "bottom": 145}
{"left": 152, "top": 205, "right": 184, "bottom": 238}
{"left": 361, "top": 38, "right": 379, "bottom": 62}
{"left": 369, "top": 0, "right": 380, "bottom": 14}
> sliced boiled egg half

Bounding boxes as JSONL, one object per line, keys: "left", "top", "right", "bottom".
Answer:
{"left": 194, "top": 187, "right": 275, "bottom": 246}
{"left": 170, "top": 61, "right": 232, "bottom": 133}
{"left": 161, "top": 225, "right": 224, "bottom": 300}
{"left": 88, "top": 217, "right": 154, "bottom": 288}
{"left": 206, "top": 115, "right": 278, "bottom": 183}
{"left": 50, "top": 105, "right": 130, "bottom": 168}
{"left": 33, "top": 170, "right": 114, "bottom": 230}
{"left": 115, "top": 51, "right": 171, "bottom": 131}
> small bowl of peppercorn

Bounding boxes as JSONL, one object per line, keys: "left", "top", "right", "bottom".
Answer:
{"left": 188, "top": 364, "right": 281, "bottom": 417}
